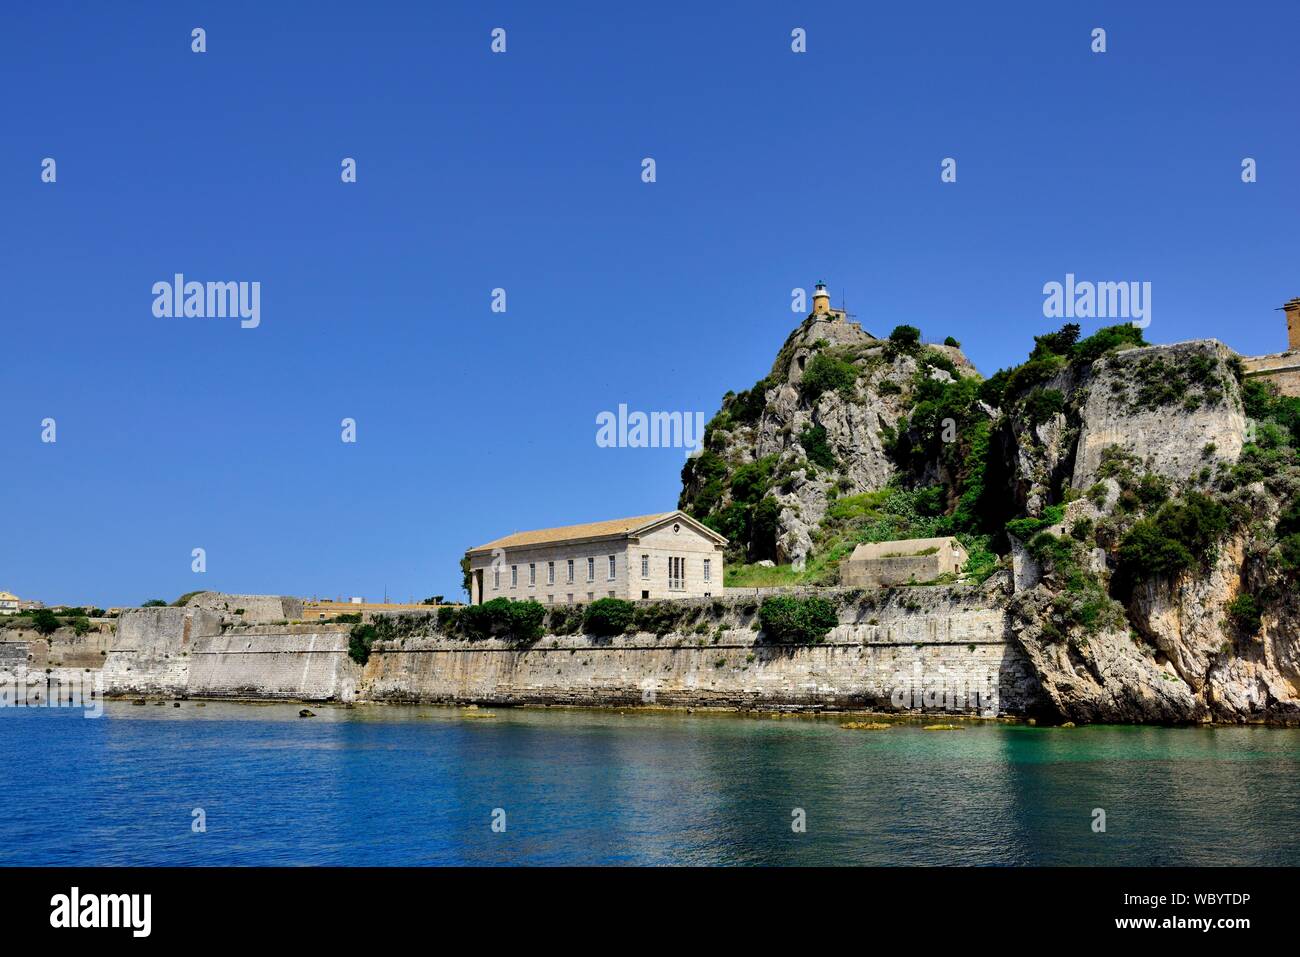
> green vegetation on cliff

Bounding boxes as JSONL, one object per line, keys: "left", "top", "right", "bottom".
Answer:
{"left": 757, "top": 595, "right": 839, "bottom": 644}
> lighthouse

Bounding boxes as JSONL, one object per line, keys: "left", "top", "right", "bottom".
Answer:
{"left": 812, "top": 280, "right": 831, "bottom": 317}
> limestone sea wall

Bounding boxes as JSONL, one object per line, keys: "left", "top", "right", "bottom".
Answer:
{"left": 187, "top": 626, "right": 360, "bottom": 700}
{"left": 98, "top": 585, "right": 1044, "bottom": 714}
{"left": 362, "top": 583, "right": 1044, "bottom": 715}
{"left": 102, "top": 606, "right": 223, "bottom": 696}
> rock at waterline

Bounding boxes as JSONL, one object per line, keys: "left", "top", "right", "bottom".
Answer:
{"left": 299, "top": 709, "right": 316, "bottom": 718}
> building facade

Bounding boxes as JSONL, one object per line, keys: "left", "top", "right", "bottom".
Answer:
{"left": 466, "top": 511, "right": 726, "bottom": 605}
{"left": 303, "top": 599, "right": 454, "bottom": 621}
{"left": 1240, "top": 297, "right": 1300, "bottom": 398}
{"left": 840, "top": 537, "right": 969, "bottom": 588}
{"left": 0, "top": 591, "right": 19, "bottom": 615}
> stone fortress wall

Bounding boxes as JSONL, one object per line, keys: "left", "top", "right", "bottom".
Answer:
{"left": 361, "top": 582, "right": 1043, "bottom": 716}
{"left": 76, "top": 586, "right": 1041, "bottom": 717}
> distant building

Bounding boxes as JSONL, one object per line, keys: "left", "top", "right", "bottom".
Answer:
{"left": 0, "top": 591, "right": 20, "bottom": 615}
{"left": 840, "top": 537, "right": 969, "bottom": 588}
{"left": 302, "top": 599, "right": 449, "bottom": 621}
{"left": 465, "top": 511, "right": 727, "bottom": 605}
{"left": 1240, "top": 297, "right": 1300, "bottom": 398}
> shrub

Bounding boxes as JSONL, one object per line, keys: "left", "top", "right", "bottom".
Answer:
{"left": 799, "top": 423, "right": 837, "bottom": 469}
{"left": 436, "top": 605, "right": 460, "bottom": 632}
{"left": 459, "top": 597, "right": 545, "bottom": 643}
{"left": 1072, "top": 323, "right": 1146, "bottom": 365}
{"left": 1023, "top": 388, "right": 1065, "bottom": 425}
{"left": 1118, "top": 492, "right": 1228, "bottom": 582}
{"left": 632, "top": 602, "right": 682, "bottom": 636}
{"left": 889, "top": 325, "right": 921, "bottom": 346}
{"left": 583, "top": 598, "right": 636, "bottom": 636}
{"left": 801, "top": 352, "right": 859, "bottom": 401}
{"left": 30, "top": 609, "right": 60, "bottom": 636}
{"left": 1006, "top": 504, "right": 1065, "bottom": 541}
{"left": 757, "top": 596, "right": 839, "bottom": 644}
{"left": 142, "top": 599, "right": 167, "bottom": 608}
{"left": 348, "top": 623, "right": 379, "bottom": 665}
{"left": 730, "top": 377, "right": 772, "bottom": 424}
{"left": 943, "top": 336, "right": 961, "bottom": 348}
{"left": 69, "top": 616, "right": 92, "bottom": 637}
{"left": 1225, "top": 595, "right": 1262, "bottom": 635}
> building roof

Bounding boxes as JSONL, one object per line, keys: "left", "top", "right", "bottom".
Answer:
{"left": 468, "top": 510, "right": 725, "bottom": 554}
{"left": 0, "top": 591, "right": 19, "bottom": 602}
{"left": 848, "top": 537, "right": 964, "bottom": 561}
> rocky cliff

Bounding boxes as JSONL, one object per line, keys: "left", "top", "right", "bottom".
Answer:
{"left": 683, "top": 313, "right": 1300, "bottom": 724}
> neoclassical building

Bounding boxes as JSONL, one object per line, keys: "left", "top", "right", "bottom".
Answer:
{"left": 466, "top": 511, "right": 727, "bottom": 605}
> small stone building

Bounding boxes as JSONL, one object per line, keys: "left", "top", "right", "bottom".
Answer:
{"left": 466, "top": 511, "right": 727, "bottom": 605}
{"left": 840, "top": 537, "right": 968, "bottom": 588}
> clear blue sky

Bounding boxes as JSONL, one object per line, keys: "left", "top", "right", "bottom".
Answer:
{"left": 3, "top": 1, "right": 1297, "bottom": 607}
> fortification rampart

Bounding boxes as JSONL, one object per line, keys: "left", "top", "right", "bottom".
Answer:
{"left": 362, "top": 581, "right": 1043, "bottom": 715}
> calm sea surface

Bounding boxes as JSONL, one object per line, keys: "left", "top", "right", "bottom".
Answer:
{"left": 3, "top": 701, "right": 1298, "bottom": 866}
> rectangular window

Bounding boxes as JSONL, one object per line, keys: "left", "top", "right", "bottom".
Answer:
{"left": 587, "top": 557, "right": 595, "bottom": 582}
{"left": 607, "top": 555, "right": 616, "bottom": 580}
{"left": 587, "top": 592, "right": 594, "bottom": 601}
{"left": 547, "top": 561, "right": 555, "bottom": 585}
{"left": 641, "top": 554, "right": 649, "bottom": 578}
{"left": 668, "top": 557, "right": 685, "bottom": 591}
{"left": 608, "top": 590, "right": 615, "bottom": 598}
{"left": 703, "top": 558, "right": 711, "bottom": 582}
{"left": 546, "top": 595, "right": 553, "bottom": 604}
{"left": 510, "top": 565, "right": 518, "bottom": 588}
{"left": 493, "top": 567, "right": 501, "bottom": 589}
{"left": 529, "top": 563, "right": 536, "bottom": 586}
{"left": 567, "top": 559, "right": 574, "bottom": 583}
{"left": 566, "top": 593, "right": 573, "bottom": 603}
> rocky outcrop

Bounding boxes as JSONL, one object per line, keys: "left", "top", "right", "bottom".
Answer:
{"left": 1072, "top": 341, "right": 1245, "bottom": 490}
{"left": 1008, "top": 588, "right": 1200, "bottom": 723}
{"left": 680, "top": 314, "right": 978, "bottom": 565}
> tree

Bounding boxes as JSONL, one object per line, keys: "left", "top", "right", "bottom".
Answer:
{"left": 70, "top": 616, "right": 92, "bottom": 637}
{"left": 348, "top": 624, "right": 379, "bottom": 665}
{"left": 582, "top": 598, "right": 635, "bottom": 637}
{"left": 758, "top": 596, "right": 839, "bottom": 644}
{"left": 889, "top": 324, "right": 922, "bottom": 346}
{"left": 142, "top": 599, "right": 167, "bottom": 607}
{"left": 31, "top": 609, "right": 60, "bottom": 636}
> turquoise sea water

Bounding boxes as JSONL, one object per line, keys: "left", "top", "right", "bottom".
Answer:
{"left": 2, "top": 701, "right": 1298, "bottom": 866}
